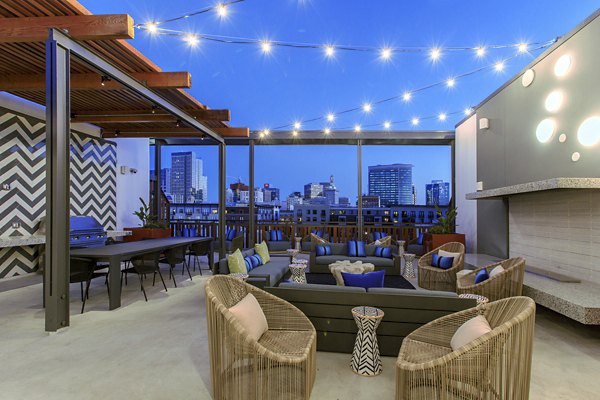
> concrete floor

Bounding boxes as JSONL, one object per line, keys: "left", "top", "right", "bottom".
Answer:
{"left": 0, "top": 261, "right": 598, "bottom": 400}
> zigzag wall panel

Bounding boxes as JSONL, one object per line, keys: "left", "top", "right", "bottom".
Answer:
{"left": 0, "top": 106, "right": 117, "bottom": 278}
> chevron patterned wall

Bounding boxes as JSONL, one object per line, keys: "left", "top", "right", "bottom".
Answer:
{"left": 0, "top": 107, "right": 117, "bottom": 278}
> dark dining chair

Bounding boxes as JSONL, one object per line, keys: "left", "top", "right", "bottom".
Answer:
{"left": 162, "top": 245, "right": 192, "bottom": 287}
{"left": 120, "top": 252, "right": 167, "bottom": 302}
{"left": 70, "top": 256, "right": 109, "bottom": 314}
{"left": 187, "top": 240, "right": 213, "bottom": 275}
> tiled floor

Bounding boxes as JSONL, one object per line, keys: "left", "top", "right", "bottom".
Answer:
{"left": 0, "top": 260, "right": 598, "bottom": 400}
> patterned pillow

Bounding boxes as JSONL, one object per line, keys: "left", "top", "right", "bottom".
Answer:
{"left": 374, "top": 246, "right": 393, "bottom": 259}
{"left": 244, "top": 256, "right": 253, "bottom": 272}
{"left": 432, "top": 253, "right": 454, "bottom": 269}
{"left": 315, "top": 245, "right": 331, "bottom": 256}
{"left": 347, "top": 240, "right": 366, "bottom": 257}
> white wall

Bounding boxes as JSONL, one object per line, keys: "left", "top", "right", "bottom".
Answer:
{"left": 114, "top": 138, "right": 150, "bottom": 230}
{"left": 455, "top": 114, "right": 478, "bottom": 253}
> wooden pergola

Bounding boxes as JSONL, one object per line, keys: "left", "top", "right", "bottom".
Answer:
{"left": 0, "top": 0, "right": 246, "bottom": 331}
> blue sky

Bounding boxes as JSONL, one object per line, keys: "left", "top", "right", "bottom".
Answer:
{"left": 87, "top": 1, "right": 598, "bottom": 202}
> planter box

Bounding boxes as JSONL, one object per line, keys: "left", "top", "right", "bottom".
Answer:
{"left": 124, "top": 227, "right": 172, "bottom": 242}
{"left": 424, "top": 233, "right": 466, "bottom": 253}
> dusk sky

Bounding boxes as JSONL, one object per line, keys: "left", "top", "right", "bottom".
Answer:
{"left": 88, "top": 1, "right": 598, "bottom": 203}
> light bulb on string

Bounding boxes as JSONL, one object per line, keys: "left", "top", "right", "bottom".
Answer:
{"left": 324, "top": 128, "right": 331, "bottom": 135}
{"left": 324, "top": 45, "right": 335, "bottom": 58}
{"left": 411, "top": 117, "right": 420, "bottom": 126}
{"left": 354, "top": 124, "right": 362, "bottom": 133}
{"left": 146, "top": 22, "right": 159, "bottom": 34}
{"left": 402, "top": 91, "right": 412, "bottom": 102}
{"left": 362, "top": 103, "right": 372, "bottom": 113}
{"left": 292, "top": 130, "right": 298, "bottom": 137}
{"left": 293, "top": 121, "right": 302, "bottom": 130}
{"left": 464, "top": 107, "right": 474, "bottom": 116}
{"left": 383, "top": 121, "right": 391, "bottom": 129}
{"left": 216, "top": 3, "right": 228, "bottom": 18}
{"left": 517, "top": 43, "right": 528, "bottom": 53}
{"left": 446, "top": 78, "right": 456, "bottom": 88}
{"left": 184, "top": 34, "right": 199, "bottom": 48}
{"left": 494, "top": 60, "right": 505, "bottom": 72}
{"left": 438, "top": 113, "right": 447, "bottom": 121}
{"left": 261, "top": 40, "right": 272, "bottom": 54}
{"left": 380, "top": 47, "right": 392, "bottom": 61}
{"left": 326, "top": 113, "right": 335, "bottom": 122}
{"left": 430, "top": 47, "right": 442, "bottom": 61}
{"left": 476, "top": 46, "right": 486, "bottom": 57}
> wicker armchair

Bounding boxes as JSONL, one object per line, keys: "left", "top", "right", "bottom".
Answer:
{"left": 418, "top": 242, "right": 465, "bottom": 292}
{"left": 396, "top": 296, "right": 536, "bottom": 400}
{"left": 205, "top": 275, "right": 316, "bottom": 400}
{"left": 457, "top": 257, "right": 525, "bottom": 301}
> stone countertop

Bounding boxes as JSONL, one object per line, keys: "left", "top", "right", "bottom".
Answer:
{"left": 0, "top": 230, "right": 131, "bottom": 248}
{"left": 465, "top": 177, "right": 600, "bottom": 200}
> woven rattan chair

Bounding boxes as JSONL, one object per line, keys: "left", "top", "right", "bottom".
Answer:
{"left": 418, "top": 242, "right": 465, "bottom": 292}
{"left": 457, "top": 257, "right": 526, "bottom": 301}
{"left": 396, "top": 296, "right": 536, "bottom": 400}
{"left": 205, "top": 275, "right": 316, "bottom": 400}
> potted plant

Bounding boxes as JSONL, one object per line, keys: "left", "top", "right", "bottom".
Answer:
{"left": 424, "top": 206, "right": 465, "bottom": 252}
{"left": 124, "top": 197, "right": 172, "bottom": 242}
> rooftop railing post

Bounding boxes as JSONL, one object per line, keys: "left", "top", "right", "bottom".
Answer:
{"left": 218, "top": 142, "right": 226, "bottom": 259}
{"left": 248, "top": 140, "right": 255, "bottom": 247}
{"left": 44, "top": 29, "right": 71, "bottom": 332}
{"left": 357, "top": 139, "right": 363, "bottom": 241}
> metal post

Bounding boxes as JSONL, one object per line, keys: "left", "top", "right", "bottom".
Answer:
{"left": 45, "top": 30, "right": 71, "bottom": 332}
{"left": 248, "top": 140, "right": 255, "bottom": 247}
{"left": 153, "top": 139, "right": 162, "bottom": 222}
{"left": 218, "top": 142, "right": 227, "bottom": 258}
{"left": 357, "top": 139, "right": 363, "bottom": 240}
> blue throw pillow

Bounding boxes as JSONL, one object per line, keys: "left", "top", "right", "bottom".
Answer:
{"left": 417, "top": 232, "right": 424, "bottom": 245}
{"left": 432, "top": 254, "right": 454, "bottom": 269}
{"left": 269, "top": 230, "right": 284, "bottom": 241}
{"left": 475, "top": 269, "right": 489, "bottom": 284}
{"left": 342, "top": 270, "right": 385, "bottom": 289}
{"left": 374, "top": 246, "right": 393, "bottom": 259}
{"left": 315, "top": 245, "right": 331, "bottom": 256}
{"left": 225, "top": 228, "right": 237, "bottom": 241}
{"left": 373, "top": 231, "right": 388, "bottom": 241}
{"left": 253, "top": 254, "right": 264, "bottom": 266}
{"left": 243, "top": 256, "right": 253, "bottom": 272}
{"left": 277, "top": 230, "right": 283, "bottom": 241}
{"left": 312, "top": 229, "right": 324, "bottom": 238}
{"left": 347, "top": 240, "right": 366, "bottom": 257}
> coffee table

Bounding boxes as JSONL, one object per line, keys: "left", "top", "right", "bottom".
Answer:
{"left": 329, "top": 260, "right": 375, "bottom": 286}
{"left": 351, "top": 306, "right": 384, "bottom": 376}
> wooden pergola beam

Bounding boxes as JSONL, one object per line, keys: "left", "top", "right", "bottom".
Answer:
{"left": 72, "top": 107, "right": 230, "bottom": 122}
{"left": 103, "top": 127, "right": 249, "bottom": 138}
{"left": 0, "top": 14, "right": 134, "bottom": 43}
{"left": 0, "top": 72, "right": 191, "bottom": 90}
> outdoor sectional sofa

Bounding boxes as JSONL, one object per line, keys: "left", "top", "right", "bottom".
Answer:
{"left": 309, "top": 242, "right": 401, "bottom": 275}
{"left": 267, "top": 283, "right": 476, "bottom": 356}
{"left": 217, "top": 249, "right": 289, "bottom": 288}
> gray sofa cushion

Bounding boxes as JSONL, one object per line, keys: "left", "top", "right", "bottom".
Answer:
{"left": 247, "top": 258, "right": 289, "bottom": 286}
{"left": 267, "top": 241, "right": 291, "bottom": 252}
{"left": 367, "top": 287, "right": 458, "bottom": 297}
{"left": 278, "top": 282, "right": 366, "bottom": 293}
{"left": 407, "top": 244, "right": 425, "bottom": 257}
{"left": 315, "top": 255, "right": 394, "bottom": 268}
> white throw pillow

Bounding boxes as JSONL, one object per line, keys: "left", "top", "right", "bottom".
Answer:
{"left": 228, "top": 293, "right": 269, "bottom": 342}
{"left": 438, "top": 250, "right": 461, "bottom": 259}
{"left": 450, "top": 315, "right": 492, "bottom": 351}
{"left": 489, "top": 265, "right": 505, "bottom": 278}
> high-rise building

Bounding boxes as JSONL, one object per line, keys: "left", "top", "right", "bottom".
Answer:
{"left": 262, "top": 183, "right": 280, "bottom": 204}
{"left": 338, "top": 197, "right": 350, "bottom": 206}
{"left": 323, "top": 188, "right": 339, "bottom": 205}
{"left": 170, "top": 152, "right": 208, "bottom": 203}
{"left": 411, "top": 184, "right": 417, "bottom": 205}
{"left": 230, "top": 182, "right": 249, "bottom": 203}
{"left": 304, "top": 182, "right": 323, "bottom": 200}
{"left": 286, "top": 192, "right": 303, "bottom": 210}
{"left": 361, "top": 195, "right": 381, "bottom": 208}
{"left": 304, "top": 175, "right": 337, "bottom": 201}
{"left": 368, "top": 164, "right": 413, "bottom": 206}
{"left": 426, "top": 180, "right": 450, "bottom": 206}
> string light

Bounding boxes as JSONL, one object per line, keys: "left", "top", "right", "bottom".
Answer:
{"left": 292, "top": 130, "right": 298, "bottom": 137}
{"left": 438, "top": 113, "right": 447, "bottom": 121}
{"left": 446, "top": 78, "right": 456, "bottom": 88}
{"left": 411, "top": 117, "right": 420, "bottom": 126}
{"left": 430, "top": 47, "right": 442, "bottom": 61}
{"left": 184, "top": 34, "right": 200, "bottom": 47}
{"left": 517, "top": 43, "right": 528, "bottom": 53}
{"left": 380, "top": 47, "right": 392, "bottom": 61}
{"left": 402, "top": 91, "right": 412, "bottom": 102}
{"left": 464, "top": 107, "right": 474, "bottom": 116}
{"left": 135, "top": 0, "right": 245, "bottom": 28}
{"left": 324, "top": 128, "right": 331, "bottom": 135}
{"left": 216, "top": 3, "right": 228, "bottom": 18}
{"left": 146, "top": 22, "right": 159, "bottom": 34}
{"left": 326, "top": 113, "right": 335, "bottom": 122}
{"left": 293, "top": 121, "right": 302, "bottom": 130}
{"left": 354, "top": 124, "right": 362, "bottom": 133}
{"left": 476, "top": 46, "right": 486, "bottom": 57}
{"left": 324, "top": 45, "right": 336, "bottom": 58}
{"left": 362, "top": 102, "right": 372, "bottom": 113}
{"left": 261, "top": 40, "right": 272, "bottom": 54}
{"left": 383, "top": 121, "right": 391, "bottom": 129}
{"left": 494, "top": 60, "right": 505, "bottom": 71}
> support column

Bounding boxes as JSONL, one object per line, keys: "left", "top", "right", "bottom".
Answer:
{"left": 248, "top": 140, "right": 255, "bottom": 247}
{"left": 357, "top": 139, "right": 363, "bottom": 240}
{"left": 153, "top": 139, "right": 163, "bottom": 222}
{"left": 45, "top": 31, "right": 71, "bottom": 332}
{"left": 218, "top": 142, "right": 227, "bottom": 258}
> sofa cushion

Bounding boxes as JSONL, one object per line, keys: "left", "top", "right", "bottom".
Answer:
{"left": 438, "top": 250, "right": 462, "bottom": 259}
{"left": 347, "top": 240, "right": 366, "bottom": 257}
{"left": 255, "top": 241, "right": 271, "bottom": 264}
{"left": 248, "top": 260, "right": 289, "bottom": 285}
{"left": 489, "top": 265, "right": 505, "bottom": 278}
{"left": 342, "top": 270, "right": 385, "bottom": 289}
{"left": 278, "top": 282, "right": 366, "bottom": 293}
{"left": 229, "top": 293, "right": 268, "bottom": 342}
{"left": 269, "top": 230, "right": 284, "bottom": 241}
{"left": 374, "top": 246, "right": 393, "bottom": 259}
{"left": 367, "top": 287, "right": 458, "bottom": 297}
{"left": 227, "top": 249, "right": 247, "bottom": 274}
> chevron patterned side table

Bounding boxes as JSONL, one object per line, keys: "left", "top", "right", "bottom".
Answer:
{"left": 351, "top": 306, "right": 384, "bottom": 376}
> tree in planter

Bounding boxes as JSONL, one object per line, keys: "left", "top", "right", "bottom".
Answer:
{"left": 428, "top": 205, "right": 457, "bottom": 234}
{"left": 133, "top": 197, "right": 166, "bottom": 229}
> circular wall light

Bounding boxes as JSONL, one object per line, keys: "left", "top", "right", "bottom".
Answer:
{"left": 572, "top": 152, "right": 580, "bottom": 162}
{"left": 559, "top": 133, "right": 567, "bottom": 143}
{"left": 545, "top": 90, "right": 564, "bottom": 113}
{"left": 536, "top": 118, "right": 556, "bottom": 143}
{"left": 577, "top": 116, "right": 600, "bottom": 146}
{"left": 554, "top": 54, "right": 572, "bottom": 77}
{"left": 521, "top": 69, "right": 535, "bottom": 87}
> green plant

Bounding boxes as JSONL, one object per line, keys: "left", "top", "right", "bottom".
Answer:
{"left": 428, "top": 205, "right": 457, "bottom": 234}
{"left": 133, "top": 197, "right": 166, "bottom": 229}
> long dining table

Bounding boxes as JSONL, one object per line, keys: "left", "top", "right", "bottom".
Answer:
{"left": 70, "top": 237, "right": 213, "bottom": 310}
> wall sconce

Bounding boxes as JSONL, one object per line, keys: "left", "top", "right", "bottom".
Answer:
{"left": 479, "top": 118, "right": 490, "bottom": 130}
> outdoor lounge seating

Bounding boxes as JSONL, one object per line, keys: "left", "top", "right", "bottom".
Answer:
{"left": 406, "top": 235, "right": 426, "bottom": 257}
{"left": 300, "top": 230, "right": 330, "bottom": 253}
{"left": 310, "top": 242, "right": 401, "bottom": 275}
{"left": 217, "top": 248, "right": 290, "bottom": 287}
{"left": 205, "top": 275, "right": 316, "bottom": 400}
{"left": 418, "top": 242, "right": 465, "bottom": 292}
{"left": 395, "top": 296, "right": 536, "bottom": 400}
{"left": 264, "top": 229, "right": 292, "bottom": 253}
{"left": 457, "top": 257, "right": 526, "bottom": 301}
